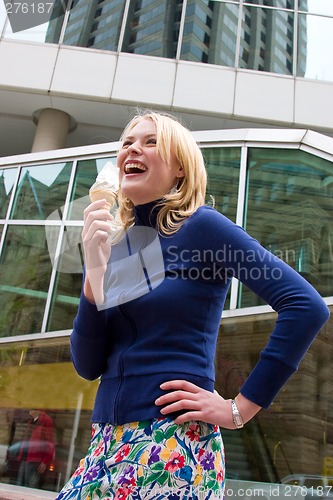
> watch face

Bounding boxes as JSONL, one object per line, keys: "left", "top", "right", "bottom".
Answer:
{"left": 231, "top": 400, "right": 244, "bottom": 428}
{"left": 234, "top": 414, "right": 243, "bottom": 427}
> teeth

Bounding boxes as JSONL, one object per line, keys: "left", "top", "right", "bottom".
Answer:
{"left": 125, "top": 163, "right": 147, "bottom": 174}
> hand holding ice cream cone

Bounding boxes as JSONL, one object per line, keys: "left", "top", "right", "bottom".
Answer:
{"left": 83, "top": 162, "right": 119, "bottom": 305}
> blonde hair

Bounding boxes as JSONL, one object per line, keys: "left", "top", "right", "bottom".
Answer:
{"left": 116, "top": 111, "right": 207, "bottom": 235}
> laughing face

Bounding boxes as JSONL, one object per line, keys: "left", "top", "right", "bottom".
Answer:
{"left": 117, "top": 119, "right": 184, "bottom": 206}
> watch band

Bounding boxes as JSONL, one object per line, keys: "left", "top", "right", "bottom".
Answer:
{"left": 231, "top": 399, "right": 244, "bottom": 429}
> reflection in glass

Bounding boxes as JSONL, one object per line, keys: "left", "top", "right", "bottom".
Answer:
{"left": 121, "top": 0, "right": 182, "bottom": 57}
{"left": 241, "top": 148, "right": 333, "bottom": 307}
{"left": 47, "top": 226, "right": 83, "bottom": 332}
{"left": 4, "top": 21, "right": 56, "bottom": 42}
{"left": 44, "top": 0, "right": 69, "bottom": 44}
{"left": 3, "top": 0, "right": 66, "bottom": 42}
{"left": 244, "top": 0, "right": 294, "bottom": 7}
{"left": 0, "top": 340, "right": 98, "bottom": 491}
{"left": 298, "top": 14, "right": 333, "bottom": 81}
{"left": 0, "top": 225, "right": 56, "bottom": 337}
{"left": 204, "top": 147, "right": 241, "bottom": 310}
{"left": 69, "top": 156, "right": 117, "bottom": 220}
{"left": 299, "top": 0, "right": 333, "bottom": 16}
{"left": 204, "top": 147, "right": 240, "bottom": 222}
{"left": 11, "top": 162, "right": 72, "bottom": 220}
{"left": 0, "top": 168, "right": 18, "bottom": 218}
{"left": 181, "top": 1, "right": 238, "bottom": 66}
{"left": 60, "top": 0, "right": 125, "bottom": 50}
{"left": 239, "top": 6, "right": 294, "bottom": 74}
{"left": 217, "top": 311, "right": 333, "bottom": 481}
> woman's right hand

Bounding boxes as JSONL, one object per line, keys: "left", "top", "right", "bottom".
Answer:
{"left": 82, "top": 200, "right": 114, "bottom": 305}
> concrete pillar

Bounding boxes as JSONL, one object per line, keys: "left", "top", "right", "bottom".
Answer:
{"left": 31, "top": 108, "right": 72, "bottom": 152}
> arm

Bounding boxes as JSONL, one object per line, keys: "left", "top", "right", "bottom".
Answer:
{"left": 81, "top": 199, "right": 113, "bottom": 305}
{"left": 70, "top": 200, "right": 114, "bottom": 380}
{"left": 156, "top": 208, "right": 329, "bottom": 426}
{"left": 39, "top": 413, "right": 55, "bottom": 467}
{"left": 70, "top": 285, "right": 111, "bottom": 380}
{"left": 212, "top": 211, "right": 330, "bottom": 408}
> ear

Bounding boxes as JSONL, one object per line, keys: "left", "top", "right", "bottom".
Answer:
{"left": 176, "top": 166, "right": 185, "bottom": 179}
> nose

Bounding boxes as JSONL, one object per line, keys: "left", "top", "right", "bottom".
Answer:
{"left": 127, "top": 140, "right": 141, "bottom": 154}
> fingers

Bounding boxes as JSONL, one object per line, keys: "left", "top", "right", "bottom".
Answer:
{"left": 155, "top": 380, "right": 238, "bottom": 428}
{"left": 155, "top": 381, "right": 206, "bottom": 420}
{"left": 82, "top": 200, "right": 114, "bottom": 241}
{"left": 82, "top": 201, "right": 114, "bottom": 263}
{"left": 160, "top": 400, "right": 201, "bottom": 416}
{"left": 83, "top": 199, "right": 113, "bottom": 221}
{"left": 156, "top": 389, "right": 197, "bottom": 406}
{"left": 160, "top": 380, "right": 202, "bottom": 393}
{"left": 155, "top": 380, "right": 204, "bottom": 409}
{"left": 83, "top": 220, "right": 111, "bottom": 245}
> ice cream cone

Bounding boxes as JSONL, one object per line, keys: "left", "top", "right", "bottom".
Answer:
{"left": 89, "top": 188, "right": 117, "bottom": 210}
{"left": 89, "top": 161, "right": 119, "bottom": 211}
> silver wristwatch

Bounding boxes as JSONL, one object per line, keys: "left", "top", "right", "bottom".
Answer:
{"left": 231, "top": 399, "right": 244, "bottom": 429}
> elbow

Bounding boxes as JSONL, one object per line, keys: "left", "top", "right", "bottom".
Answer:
{"left": 82, "top": 373, "right": 101, "bottom": 382}
{"left": 70, "top": 351, "right": 102, "bottom": 382}
{"left": 275, "top": 284, "right": 330, "bottom": 337}
{"left": 312, "top": 289, "right": 330, "bottom": 322}
{"left": 72, "top": 362, "right": 102, "bottom": 382}
{"left": 304, "top": 291, "right": 330, "bottom": 331}
{"left": 318, "top": 300, "right": 330, "bottom": 327}
{"left": 70, "top": 331, "right": 107, "bottom": 381}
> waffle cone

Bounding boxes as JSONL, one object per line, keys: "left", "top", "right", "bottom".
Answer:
{"left": 89, "top": 188, "right": 117, "bottom": 210}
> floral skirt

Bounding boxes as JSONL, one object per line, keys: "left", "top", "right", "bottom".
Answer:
{"left": 55, "top": 417, "right": 225, "bottom": 499}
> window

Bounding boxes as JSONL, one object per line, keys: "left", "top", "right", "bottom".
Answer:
{"left": 240, "top": 6, "right": 294, "bottom": 75}
{"left": 11, "top": 163, "right": 71, "bottom": 221}
{"left": 0, "top": 168, "right": 17, "bottom": 218}
{"left": 0, "top": 225, "right": 54, "bottom": 337}
{"left": 242, "top": 148, "right": 333, "bottom": 307}
{"left": 297, "top": 14, "right": 333, "bottom": 82}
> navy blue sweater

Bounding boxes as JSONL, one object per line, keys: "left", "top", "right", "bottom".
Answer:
{"left": 70, "top": 203, "right": 330, "bottom": 424}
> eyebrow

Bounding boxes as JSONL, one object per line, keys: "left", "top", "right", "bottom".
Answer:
{"left": 124, "top": 133, "right": 157, "bottom": 140}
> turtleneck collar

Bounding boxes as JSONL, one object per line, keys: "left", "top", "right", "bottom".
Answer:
{"left": 134, "top": 200, "right": 162, "bottom": 228}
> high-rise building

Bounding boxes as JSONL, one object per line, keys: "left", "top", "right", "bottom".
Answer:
{"left": 0, "top": 0, "right": 332, "bottom": 497}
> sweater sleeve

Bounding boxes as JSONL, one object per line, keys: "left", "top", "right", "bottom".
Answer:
{"left": 199, "top": 207, "right": 330, "bottom": 408}
{"left": 70, "top": 273, "right": 111, "bottom": 381}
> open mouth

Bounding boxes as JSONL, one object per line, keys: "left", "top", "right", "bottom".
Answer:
{"left": 125, "top": 163, "right": 147, "bottom": 174}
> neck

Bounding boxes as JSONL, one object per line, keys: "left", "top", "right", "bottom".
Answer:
{"left": 134, "top": 199, "right": 161, "bottom": 228}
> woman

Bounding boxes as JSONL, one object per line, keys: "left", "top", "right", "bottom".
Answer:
{"left": 56, "top": 111, "right": 329, "bottom": 499}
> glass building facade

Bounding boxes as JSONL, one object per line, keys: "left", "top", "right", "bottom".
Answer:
{"left": 1, "top": 0, "right": 333, "bottom": 496}
{"left": 1, "top": 0, "right": 333, "bottom": 83}
{"left": 0, "top": 130, "right": 332, "bottom": 494}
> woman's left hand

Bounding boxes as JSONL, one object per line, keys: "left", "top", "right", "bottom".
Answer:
{"left": 155, "top": 380, "right": 260, "bottom": 429}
